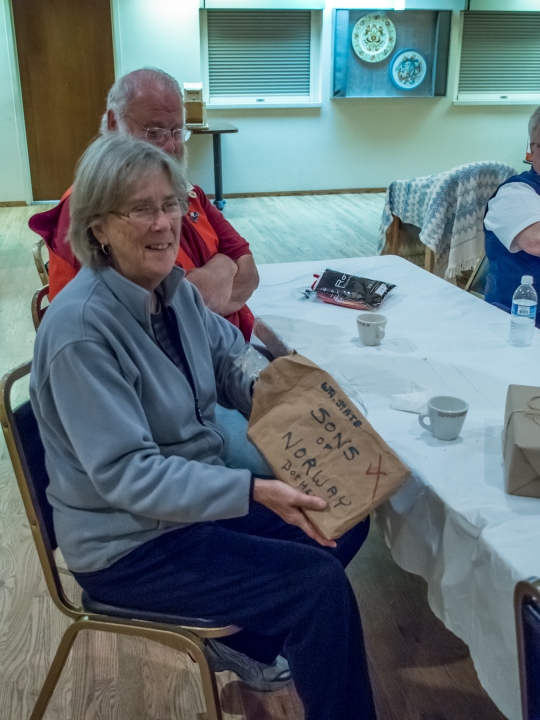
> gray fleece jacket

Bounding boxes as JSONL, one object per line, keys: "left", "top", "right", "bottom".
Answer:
{"left": 30, "top": 265, "right": 253, "bottom": 573}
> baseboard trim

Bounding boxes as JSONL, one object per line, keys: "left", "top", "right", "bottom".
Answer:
{"left": 1, "top": 189, "right": 387, "bottom": 205}
{"left": 207, "top": 187, "right": 387, "bottom": 199}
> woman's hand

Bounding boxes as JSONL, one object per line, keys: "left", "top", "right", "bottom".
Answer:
{"left": 253, "top": 479, "right": 337, "bottom": 548}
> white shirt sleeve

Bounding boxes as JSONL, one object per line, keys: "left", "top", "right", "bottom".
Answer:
{"left": 484, "top": 182, "right": 540, "bottom": 253}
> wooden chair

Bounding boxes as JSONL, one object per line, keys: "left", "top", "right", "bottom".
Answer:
{"left": 515, "top": 578, "right": 540, "bottom": 720}
{"left": 464, "top": 254, "right": 489, "bottom": 300}
{"left": 33, "top": 238, "right": 49, "bottom": 286}
{"left": 31, "top": 285, "right": 49, "bottom": 330}
{"left": 384, "top": 215, "right": 435, "bottom": 273}
{"left": 0, "top": 361, "right": 240, "bottom": 720}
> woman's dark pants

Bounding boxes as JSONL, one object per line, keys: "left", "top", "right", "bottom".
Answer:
{"left": 74, "top": 505, "right": 376, "bottom": 720}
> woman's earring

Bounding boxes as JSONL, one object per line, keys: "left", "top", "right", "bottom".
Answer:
{"left": 100, "top": 244, "right": 110, "bottom": 256}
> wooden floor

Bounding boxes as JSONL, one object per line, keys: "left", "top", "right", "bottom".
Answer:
{"left": 0, "top": 196, "right": 507, "bottom": 720}
{"left": 225, "top": 193, "right": 383, "bottom": 264}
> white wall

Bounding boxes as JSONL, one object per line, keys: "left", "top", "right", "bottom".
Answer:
{"left": 0, "top": 0, "right": 534, "bottom": 201}
{"left": 112, "top": 0, "right": 202, "bottom": 80}
{"left": 0, "top": 0, "right": 29, "bottom": 203}
{"left": 187, "top": 5, "right": 533, "bottom": 193}
{"left": 108, "top": 0, "right": 539, "bottom": 194}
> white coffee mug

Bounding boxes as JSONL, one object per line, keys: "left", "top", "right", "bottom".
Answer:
{"left": 357, "top": 313, "right": 387, "bottom": 347}
{"left": 418, "top": 396, "right": 469, "bottom": 441}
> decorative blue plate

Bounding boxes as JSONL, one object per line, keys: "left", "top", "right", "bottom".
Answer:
{"left": 389, "top": 49, "right": 427, "bottom": 90}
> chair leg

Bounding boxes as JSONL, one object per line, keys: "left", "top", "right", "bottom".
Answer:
{"left": 29, "top": 620, "right": 82, "bottom": 720}
{"left": 153, "top": 631, "right": 223, "bottom": 720}
{"left": 388, "top": 215, "right": 400, "bottom": 255}
{"left": 77, "top": 619, "right": 225, "bottom": 720}
{"left": 28, "top": 616, "right": 224, "bottom": 720}
{"left": 190, "top": 643, "right": 224, "bottom": 720}
{"left": 424, "top": 247, "right": 435, "bottom": 273}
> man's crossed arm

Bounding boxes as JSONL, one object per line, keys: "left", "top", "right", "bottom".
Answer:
{"left": 186, "top": 253, "right": 259, "bottom": 316}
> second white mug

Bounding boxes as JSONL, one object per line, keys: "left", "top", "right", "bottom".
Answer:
{"left": 418, "top": 396, "right": 469, "bottom": 441}
{"left": 357, "top": 313, "right": 387, "bottom": 347}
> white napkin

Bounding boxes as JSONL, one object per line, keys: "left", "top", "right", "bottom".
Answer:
{"left": 390, "top": 383, "right": 433, "bottom": 414}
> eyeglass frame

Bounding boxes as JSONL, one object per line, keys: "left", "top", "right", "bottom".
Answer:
{"left": 110, "top": 199, "right": 183, "bottom": 226}
{"left": 126, "top": 119, "right": 192, "bottom": 146}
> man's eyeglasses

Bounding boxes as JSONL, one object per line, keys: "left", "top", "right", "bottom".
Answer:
{"left": 111, "top": 200, "right": 183, "bottom": 226}
{"left": 128, "top": 120, "right": 192, "bottom": 146}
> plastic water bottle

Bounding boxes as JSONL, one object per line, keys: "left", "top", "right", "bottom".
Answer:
{"left": 509, "top": 275, "right": 537, "bottom": 347}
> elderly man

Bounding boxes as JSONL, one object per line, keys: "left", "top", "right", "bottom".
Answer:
{"left": 484, "top": 106, "right": 540, "bottom": 315}
{"left": 29, "top": 67, "right": 258, "bottom": 340}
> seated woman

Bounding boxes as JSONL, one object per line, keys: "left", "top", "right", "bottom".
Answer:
{"left": 484, "top": 105, "right": 540, "bottom": 318}
{"left": 30, "top": 134, "right": 375, "bottom": 720}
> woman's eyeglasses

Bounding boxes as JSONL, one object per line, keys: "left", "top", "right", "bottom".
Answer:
{"left": 111, "top": 200, "right": 182, "bottom": 226}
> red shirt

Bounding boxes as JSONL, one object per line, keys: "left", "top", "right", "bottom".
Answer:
{"left": 29, "top": 185, "right": 255, "bottom": 339}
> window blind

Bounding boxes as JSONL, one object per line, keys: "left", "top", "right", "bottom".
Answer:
{"left": 207, "top": 10, "right": 311, "bottom": 98}
{"left": 458, "top": 12, "right": 540, "bottom": 98}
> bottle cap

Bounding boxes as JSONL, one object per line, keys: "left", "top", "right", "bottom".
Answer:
{"left": 522, "top": 275, "right": 534, "bottom": 284}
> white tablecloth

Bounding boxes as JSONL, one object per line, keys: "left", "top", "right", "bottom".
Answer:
{"left": 249, "top": 255, "right": 540, "bottom": 720}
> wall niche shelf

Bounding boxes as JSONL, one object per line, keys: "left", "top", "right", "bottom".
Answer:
{"left": 332, "top": 9, "right": 451, "bottom": 99}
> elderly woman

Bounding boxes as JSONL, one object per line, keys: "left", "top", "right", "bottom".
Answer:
{"left": 484, "top": 106, "right": 540, "bottom": 316}
{"left": 30, "top": 134, "right": 375, "bottom": 720}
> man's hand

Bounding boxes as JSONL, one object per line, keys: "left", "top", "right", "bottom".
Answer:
{"left": 514, "top": 221, "right": 540, "bottom": 256}
{"left": 253, "top": 478, "right": 337, "bottom": 548}
{"left": 186, "top": 254, "right": 237, "bottom": 314}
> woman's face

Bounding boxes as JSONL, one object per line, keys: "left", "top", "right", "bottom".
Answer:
{"left": 92, "top": 170, "right": 181, "bottom": 292}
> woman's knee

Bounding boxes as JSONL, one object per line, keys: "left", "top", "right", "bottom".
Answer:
{"left": 298, "top": 548, "right": 351, "bottom": 599}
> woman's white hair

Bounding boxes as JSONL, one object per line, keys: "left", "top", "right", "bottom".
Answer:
{"left": 99, "top": 68, "right": 183, "bottom": 135}
{"left": 529, "top": 106, "right": 540, "bottom": 140}
{"left": 68, "top": 133, "right": 188, "bottom": 270}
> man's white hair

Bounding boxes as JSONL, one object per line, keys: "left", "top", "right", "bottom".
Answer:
{"left": 99, "top": 68, "right": 183, "bottom": 134}
{"left": 529, "top": 106, "right": 540, "bottom": 140}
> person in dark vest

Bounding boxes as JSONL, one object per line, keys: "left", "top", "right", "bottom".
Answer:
{"left": 484, "top": 106, "right": 540, "bottom": 323}
{"left": 29, "top": 68, "right": 258, "bottom": 340}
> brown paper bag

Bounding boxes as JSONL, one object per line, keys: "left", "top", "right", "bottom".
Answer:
{"left": 247, "top": 353, "right": 410, "bottom": 539}
{"left": 504, "top": 385, "right": 540, "bottom": 498}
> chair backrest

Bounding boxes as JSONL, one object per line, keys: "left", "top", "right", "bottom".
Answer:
{"left": 0, "top": 362, "right": 81, "bottom": 618}
{"left": 515, "top": 579, "right": 540, "bottom": 720}
{"left": 465, "top": 255, "right": 489, "bottom": 299}
{"left": 32, "top": 285, "right": 50, "bottom": 331}
{"left": 33, "top": 238, "right": 49, "bottom": 286}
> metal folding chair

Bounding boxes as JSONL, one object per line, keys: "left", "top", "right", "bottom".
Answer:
{"left": 515, "top": 578, "right": 540, "bottom": 720}
{"left": 33, "top": 238, "right": 49, "bottom": 286}
{"left": 0, "top": 361, "right": 240, "bottom": 720}
{"left": 31, "top": 285, "right": 49, "bottom": 330}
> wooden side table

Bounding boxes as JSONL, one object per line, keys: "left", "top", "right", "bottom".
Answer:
{"left": 189, "top": 122, "right": 238, "bottom": 210}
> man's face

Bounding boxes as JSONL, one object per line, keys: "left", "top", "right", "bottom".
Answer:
{"left": 118, "top": 89, "right": 186, "bottom": 160}
{"left": 531, "top": 131, "right": 540, "bottom": 174}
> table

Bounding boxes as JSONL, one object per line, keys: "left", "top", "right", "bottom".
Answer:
{"left": 189, "top": 122, "right": 238, "bottom": 210}
{"left": 249, "top": 255, "right": 540, "bottom": 720}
